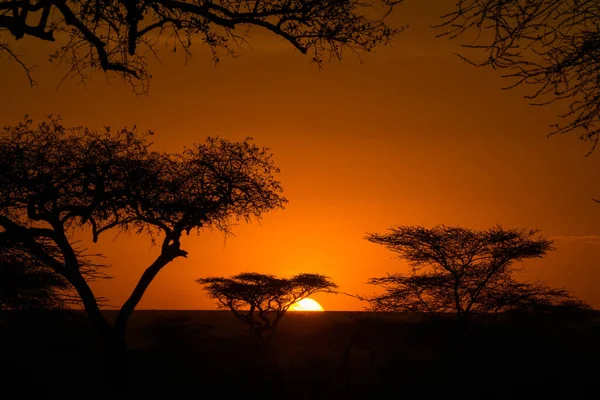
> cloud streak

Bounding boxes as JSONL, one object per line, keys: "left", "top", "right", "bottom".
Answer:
{"left": 551, "top": 235, "right": 600, "bottom": 244}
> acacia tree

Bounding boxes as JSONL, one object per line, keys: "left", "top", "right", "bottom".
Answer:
{"left": 0, "top": 0, "right": 404, "bottom": 93}
{"left": 0, "top": 115, "right": 286, "bottom": 389}
{"left": 364, "top": 225, "right": 586, "bottom": 323}
{"left": 197, "top": 272, "right": 337, "bottom": 340}
{"left": 438, "top": 1, "right": 600, "bottom": 153}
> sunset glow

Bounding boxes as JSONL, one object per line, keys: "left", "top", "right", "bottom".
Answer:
{"left": 289, "top": 298, "right": 325, "bottom": 312}
{"left": 0, "top": 1, "right": 599, "bottom": 313}
{"left": 2, "top": 0, "right": 599, "bottom": 397}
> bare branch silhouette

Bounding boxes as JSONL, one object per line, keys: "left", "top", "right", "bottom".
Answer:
{"left": 437, "top": 0, "right": 600, "bottom": 153}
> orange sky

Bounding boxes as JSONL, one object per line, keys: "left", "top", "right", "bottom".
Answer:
{"left": 1, "top": 2, "right": 600, "bottom": 311}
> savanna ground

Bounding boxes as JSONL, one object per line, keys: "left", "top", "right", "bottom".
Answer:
{"left": 1, "top": 309, "right": 598, "bottom": 399}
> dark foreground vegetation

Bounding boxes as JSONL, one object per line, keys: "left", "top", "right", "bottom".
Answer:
{"left": 1, "top": 309, "right": 598, "bottom": 399}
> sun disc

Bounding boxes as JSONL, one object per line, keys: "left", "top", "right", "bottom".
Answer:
{"left": 289, "top": 298, "right": 325, "bottom": 312}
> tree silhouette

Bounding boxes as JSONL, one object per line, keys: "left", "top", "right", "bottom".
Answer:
{"left": 1, "top": 0, "right": 404, "bottom": 93}
{"left": 364, "top": 225, "right": 584, "bottom": 323}
{"left": 0, "top": 115, "right": 287, "bottom": 390}
{"left": 197, "top": 272, "right": 337, "bottom": 340}
{"left": 438, "top": 0, "right": 600, "bottom": 153}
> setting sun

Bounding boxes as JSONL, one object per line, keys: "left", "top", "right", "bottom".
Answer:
{"left": 289, "top": 298, "right": 325, "bottom": 312}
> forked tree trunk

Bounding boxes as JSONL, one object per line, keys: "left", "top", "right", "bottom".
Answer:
{"left": 103, "top": 250, "right": 184, "bottom": 394}
{"left": 65, "top": 242, "right": 185, "bottom": 395}
{"left": 65, "top": 271, "right": 130, "bottom": 394}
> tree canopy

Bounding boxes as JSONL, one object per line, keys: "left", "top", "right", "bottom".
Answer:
{"left": 438, "top": 0, "right": 600, "bottom": 153}
{"left": 197, "top": 272, "right": 337, "bottom": 339}
{"left": 0, "top": 0, "right": 404, "bottom": 93}
{"left": 364, "top": 225, "right": 587, "bottom": 322}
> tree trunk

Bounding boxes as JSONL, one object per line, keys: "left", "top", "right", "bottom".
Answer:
{"left": 63, "top": 269, "right": 130, "bottom": 395}
{"left": 65, "top": 239, "right": 184, "bottom": 395}
{"left": 104, "top": 250, "right": 183, "bottom": 395}
{"left": 114, "top": 254, "right": 174, "bottom": 336}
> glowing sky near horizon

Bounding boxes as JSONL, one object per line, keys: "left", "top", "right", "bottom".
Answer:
{"left": 1, "top": 1, "right": 599, "bottom": 311}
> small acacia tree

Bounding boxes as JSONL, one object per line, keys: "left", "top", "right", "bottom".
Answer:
{"left": 0, "top": 0, "right": 404, "bottom": 93}
{"left": 197, "top": 272, "right": 337, "bottom": 340}
{"left": 0, "top": 115, "right": 286, "bottom": 389}
{"left": 364, "top": 225, "right": 586, "bottom": 323}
